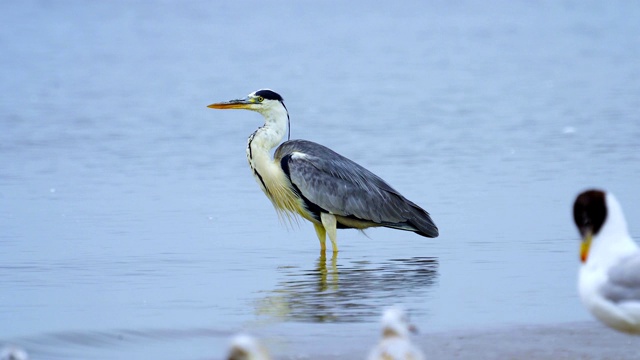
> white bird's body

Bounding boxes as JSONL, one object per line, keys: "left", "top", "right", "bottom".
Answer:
{"left": 0, "top": 346, "right": 28, "bottom": 360}
{"left": 369, "top": 307, "right": 424, "bottom": 360}
{"left": 574, "top": 190, "right": 640, "bottom": 334}
{"left": 369, "top": 337, "right": 425, "bottom": 360}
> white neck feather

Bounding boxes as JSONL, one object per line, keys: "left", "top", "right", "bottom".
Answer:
{"left": 247, "top": 103, "right": 288, "bottom": 165}
{"left": 589, "top": 193, "right": 638, "bottom": 267}
{"left": 254, "top": 103, "right": 289, "bottom": 151}
{"left": 245, "top": 101, "right": 290, "bottom": 197}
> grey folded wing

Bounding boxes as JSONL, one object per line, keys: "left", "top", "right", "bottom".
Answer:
{"left": 602, "top": 253, "right": 640, "bottom": 304}
{"left": 276, "top": 140, "right": 437, "bottom": 236}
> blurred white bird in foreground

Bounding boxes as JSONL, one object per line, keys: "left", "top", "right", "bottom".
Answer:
{"left": 227, "top": 334, "right": 270, "bottom": 360}
{"left": 368, "top": 307, "right": 424, "bottom": 360}
{"left": 0, "top": 346, "right": 28, "bottom": 360}
{"left": 574, "top": 189, "right": 640, "bottom": 334}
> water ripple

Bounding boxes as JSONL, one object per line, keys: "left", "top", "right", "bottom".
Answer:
{"left": 254, "top": 254, "right": 438, "bottom": 323}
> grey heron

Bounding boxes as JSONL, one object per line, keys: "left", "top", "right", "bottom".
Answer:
{"left": 207, "top": 89, "right": 438, "bottom": 253}
{"left": 573, "top": 189, "right": 640, "bottom": 334}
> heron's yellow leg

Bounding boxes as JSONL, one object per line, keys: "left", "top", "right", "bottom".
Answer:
{"left": 313, "top": 222, "right": 327, "bottom": 252}
{"left": 320, "top": 212, "right": 338, "bottom": 253}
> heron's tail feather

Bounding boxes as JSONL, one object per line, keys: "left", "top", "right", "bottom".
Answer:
{"left": 381, "top": 205, "right": 439, "bottom": 238}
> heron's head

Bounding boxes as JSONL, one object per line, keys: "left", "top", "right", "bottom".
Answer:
{"left": 207, "top": 89, "right": 286, "bottom": 116}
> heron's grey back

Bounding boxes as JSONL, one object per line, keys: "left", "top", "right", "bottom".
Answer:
{"left": 275, "top": 140, "right": 438, "bottom": 237}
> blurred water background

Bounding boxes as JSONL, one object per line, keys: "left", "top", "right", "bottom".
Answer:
{"left": 1, "top": 0, "right": 639, "bottom": 359}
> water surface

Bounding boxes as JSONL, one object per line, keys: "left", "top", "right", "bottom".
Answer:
{"left": 1, "top": 0, "right": 640, "bottom": 358}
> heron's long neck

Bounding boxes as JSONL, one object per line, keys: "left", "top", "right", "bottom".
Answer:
{"left": 248, "top": 106, "right": 289, "bottom": 157}
{"left": 246, "top": 106, "right": 289, "bottom": 192}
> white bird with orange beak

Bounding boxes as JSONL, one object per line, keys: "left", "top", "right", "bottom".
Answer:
{"left": 573, "top": 189, "right": 640, "bottom": 334}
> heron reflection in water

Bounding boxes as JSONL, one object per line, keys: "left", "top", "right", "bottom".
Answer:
{"left": 208, "top": 89, "right": 438, "bottom": 253}
{"left": 254, "top": 254, "right": 439, "bottom": 323}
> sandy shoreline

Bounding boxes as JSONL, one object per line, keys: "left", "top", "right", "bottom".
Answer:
{"left": 310, "top": 321, "right": 639, "bottom": 360}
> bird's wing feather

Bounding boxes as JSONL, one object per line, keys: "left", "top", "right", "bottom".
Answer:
{"left": 277, "top": 140, "right": 421, "bottom": 223}
{"left": 602, "top": 253, "right": 640, "bottom": 303}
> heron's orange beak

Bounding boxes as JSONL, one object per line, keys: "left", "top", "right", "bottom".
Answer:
{"left": 580, "top": 232, "right": 593, "bottom": 263}
{"left": 207, "top": 98, "right": 254, "bottom": 109}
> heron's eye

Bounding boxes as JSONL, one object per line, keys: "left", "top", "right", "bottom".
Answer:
{"left": 257, "top": 96, "right": 264, "bottom": 102}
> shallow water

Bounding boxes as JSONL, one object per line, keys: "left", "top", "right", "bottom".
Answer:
{"left": 1, "top": 0, "right": 640, "bottom": 358}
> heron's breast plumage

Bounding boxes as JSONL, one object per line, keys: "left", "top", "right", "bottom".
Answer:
{"left": 247, "top": 134, "right": 317, "bottom": 225}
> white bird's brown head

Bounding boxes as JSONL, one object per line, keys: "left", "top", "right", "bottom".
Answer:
{"left": 573, "top": 189, "right": 607, "bottom": 263}
{"left": 227, "top": 334, "right": 270, "bottom": 360}
{"left": 380, "top": 306, "right": 418, "bottom": 339}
